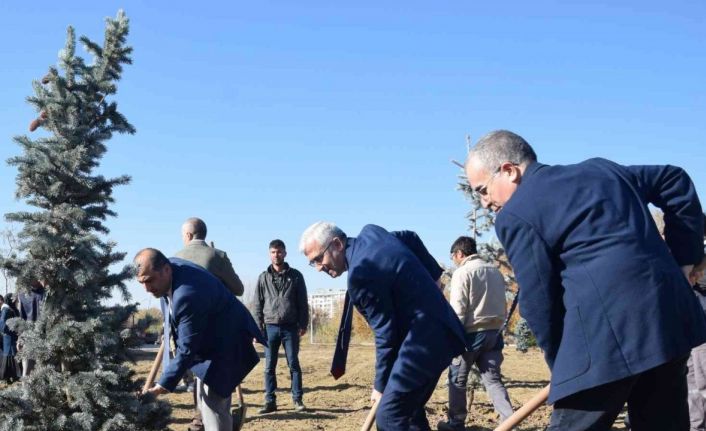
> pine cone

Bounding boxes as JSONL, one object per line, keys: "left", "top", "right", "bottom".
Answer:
{"left": 41, "top": 74, "right": 52, "bottom": 84}
{"left": 29, "top": 118, "right": 43, "bottom": 132}
{"left": 39, "top": 110, "right": 48, "bottom": 119}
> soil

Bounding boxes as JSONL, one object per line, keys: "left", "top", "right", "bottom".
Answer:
{"left": 132, "top": 343, "right": 629, "bottom": 431}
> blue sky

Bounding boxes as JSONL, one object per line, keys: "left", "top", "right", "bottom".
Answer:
{"left": 0, "top": 1, "right": 704, "bottom": 309}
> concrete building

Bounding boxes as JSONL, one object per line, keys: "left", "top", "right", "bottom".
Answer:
{"left": 310, "top": 289, "right": 346, "bottom": 318}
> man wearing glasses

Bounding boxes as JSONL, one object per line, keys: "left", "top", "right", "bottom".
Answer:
{"left": 299, "top": 222, "right": 467, "bottom": 430}
{"left": 253, "top": 239, "right": 309, "bottom": 414}
{"left": 465, "top": 129, "right": 706, "bottom": 430}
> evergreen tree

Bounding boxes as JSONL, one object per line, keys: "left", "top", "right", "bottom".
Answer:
{"left": 455, "top": 140, "right": 535, "bottom": 352}
{"left": 0, "top": 11, "right": 170, "bottom": 430}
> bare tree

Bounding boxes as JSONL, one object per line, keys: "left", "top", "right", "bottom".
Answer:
{"left": 0, "top": 223, "right": 19, "bottom": 295}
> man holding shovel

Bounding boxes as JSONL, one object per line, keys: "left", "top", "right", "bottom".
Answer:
{"left": 137, "top": 248, "right": 266, "bottom": 431}
{"left": 299, "top": 222, "right": 467, "bottom": 430}
{"left": 174, "top": 217, "right": 247, "bottom": 430}
{"left": 465, "top": 130, "right": 706, "bottom": 430}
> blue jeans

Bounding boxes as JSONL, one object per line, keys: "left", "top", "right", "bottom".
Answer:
{"left": 264, "top": 324, "right": 303, "bottom": 403}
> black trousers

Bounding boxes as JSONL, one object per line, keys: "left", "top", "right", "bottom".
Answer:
{"left": 547, "top": 356, "right": 689, "bottom": 431}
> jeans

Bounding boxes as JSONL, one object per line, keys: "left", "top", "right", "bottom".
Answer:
{"left": 447, "top": 330, "right": 513, "bottom": 427}
{"left": 547, "top": 356, "right": 689, "bottom": 431}
{"left": 264, "top": 323, "right": 303, "bottom": 403}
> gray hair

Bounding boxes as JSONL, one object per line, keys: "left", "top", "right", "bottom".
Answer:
{"left": 299, "top": 221, "right": 347, "bottom": 253}
{"left": 467, "top": 130, "right": 537, "bottom": 172}
{"left": 183, "top": 217, "right": 207, "bottom": 240}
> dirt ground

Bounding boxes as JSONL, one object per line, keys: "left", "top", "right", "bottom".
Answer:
{"left": 133, "top": 343, "right": 629, "bottom": 431}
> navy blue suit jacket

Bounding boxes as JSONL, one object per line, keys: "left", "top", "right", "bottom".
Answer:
{"left": 159, "top": 258, "right": 266, "bottom": 398}
{"left": 495, "top": 159, "right": 706, "bottom": 403}
{"left": 345, "top": 225, "right": 467, "bottom": 393}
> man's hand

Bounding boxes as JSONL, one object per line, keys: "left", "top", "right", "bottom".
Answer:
{"left": 370, "top": 388, "right": 382, "bottom": 405}
{"left": 682, "top": 265, "right": 696, "bottom": 285}
{"left": 142, "top": 384, "right": 168, "bottom": 397}
{"left": 299, "top": 328, "right": 307, "bottom": 337}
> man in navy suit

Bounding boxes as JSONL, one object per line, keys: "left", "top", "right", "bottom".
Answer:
{"left": 136, "top": 248, "right": 265, "bottom": 431}
{"left": 299, "top": 222, "right": 467, "bottom": 430}
{"left": 465, "top": 130, "right": 706, "bottom": 430}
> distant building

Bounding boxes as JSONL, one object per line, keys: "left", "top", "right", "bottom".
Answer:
{"left": 310, "top": 289, "right": 346, "bottom": 318}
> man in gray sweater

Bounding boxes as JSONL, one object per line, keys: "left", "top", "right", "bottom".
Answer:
{"left": 253, "top": 239, "right": 309, "bottom": 413}
{"left": 438, "top": 236, "right": 513, "bottom": 431}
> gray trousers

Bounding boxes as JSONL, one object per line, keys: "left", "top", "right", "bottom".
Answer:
{"left": 447, "top": 330, "right": 513, "bottom": 427}
{"left": 688, "top": 343, "right": 706, "bottom": 431}
{"left": 196, "top": 378, "right": 233, "bottom": 431}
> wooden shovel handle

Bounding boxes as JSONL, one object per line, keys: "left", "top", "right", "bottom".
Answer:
{"left": 236, "top": 385, "right": 244, "bottom": 405}
{"left": 142, "top": 342, "right": 165, "bottom": 393}
{"left": 494, "top": 384, "right": 550, "bottom": 431}
{"left": 361, "top": 399, "right": 379, "bottom": 431}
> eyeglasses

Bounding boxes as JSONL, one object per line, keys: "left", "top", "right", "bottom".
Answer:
{"left": 473, "top": 169, "right": 501, "bottom": 197}
{"left": 309, "top": 241, "right": 333, "bottom": 267}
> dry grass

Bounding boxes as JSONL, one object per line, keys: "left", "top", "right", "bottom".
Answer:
{"left": 131, "top": 343, "right": 627, "bottom": 430}
{"left": 0, "top": 344, "right": 628, "bottom": 430}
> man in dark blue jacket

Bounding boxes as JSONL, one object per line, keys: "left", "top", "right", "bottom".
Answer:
{"left": 136, "top": 248, "right": 265, "bottom": 431}
{"left": 465, "top": 130, "right": 706, "bottom": 430}
{"left": 299, "top": 222, "right": 467, "bottom": 430}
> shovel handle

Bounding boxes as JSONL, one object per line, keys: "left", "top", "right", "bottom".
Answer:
{"left": 142, "top": 342, "right": 165, "bottom": 393}
{"left": 361, "top": 399, "right": 379, "bottom": 431}
{"left": 494, "top": 384, "right": 550, "bottom": 431}
{"left": 236, "top": 385, "right": 244, "bottom": 405}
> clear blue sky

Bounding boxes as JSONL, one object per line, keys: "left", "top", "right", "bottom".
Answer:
{"left": 1, "top": 1, "right": 704, "bottom": 309}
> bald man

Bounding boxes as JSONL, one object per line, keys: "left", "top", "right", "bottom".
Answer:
{"left": 175, "top": 217, "right": 244, "bottom": 296}
{"left": 137, "top": 248, "right": 265, "bottom": 431}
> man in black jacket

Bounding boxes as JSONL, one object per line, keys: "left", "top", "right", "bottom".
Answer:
{"left": 253, "top": 239, "right": 309, "bottom": 413}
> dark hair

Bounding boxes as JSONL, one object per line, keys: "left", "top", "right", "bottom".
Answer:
{"left": 184, "top": 217, "right": 207, "bottom": 240}
{"left": 0, "top": 294, "right": 4, "bottom": 302}
{"left": 269, "top": 239, "right": 286, "bottom": 250}
{"left": 703, "top": 213, "right": 706, "bottom": 236}
{"left": 134, "top": 248, "right": 170, "bottom": 272}
{"left": 450, "top": 236, "right": 477, "bottom": 257}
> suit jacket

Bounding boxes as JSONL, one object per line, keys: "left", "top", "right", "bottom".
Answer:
{"left": 174, "top": 239, "right": 244, "bottom": 296}
{"left": 0, "top": 304, "right": 18, "bottom": 356}
{"left": 495, "top": 159, "right": 706, "bottom": 403}
{"left": 159, "top": 258, "right": 265, "bottom": 398}
{"left": 19, "top": 289, "right": 44, "bottom": 322}
{"left": 345, "top": 224, "right": 467, "bottom": 393}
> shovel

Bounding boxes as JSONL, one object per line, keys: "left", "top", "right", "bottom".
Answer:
{"left": 231, "top": 385, "right": 246, "bottom": 431}
{"left": 494, "top": 384, "right": 550, "bottom": 431}
{"left": 361, "top": 398, "right": 379, "bottom": 431}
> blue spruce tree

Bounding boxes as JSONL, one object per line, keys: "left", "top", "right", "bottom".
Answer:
{"left": 0, "top": 10, "right": 170, "bottom": 430}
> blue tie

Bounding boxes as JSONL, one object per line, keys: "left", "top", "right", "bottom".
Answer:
{"left": 330, "top": 292, "right": 353, "bottom": 379}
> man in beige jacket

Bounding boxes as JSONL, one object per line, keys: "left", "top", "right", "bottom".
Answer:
{"left": 175, "top": 217, "right": 244, "bottom": 296}
{"left": 438, "top": 236, "right": 513, "bottom": 431}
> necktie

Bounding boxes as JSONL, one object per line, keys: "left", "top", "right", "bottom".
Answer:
{"left": 330, "top": 291, "right": 353, "bottom": 379}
